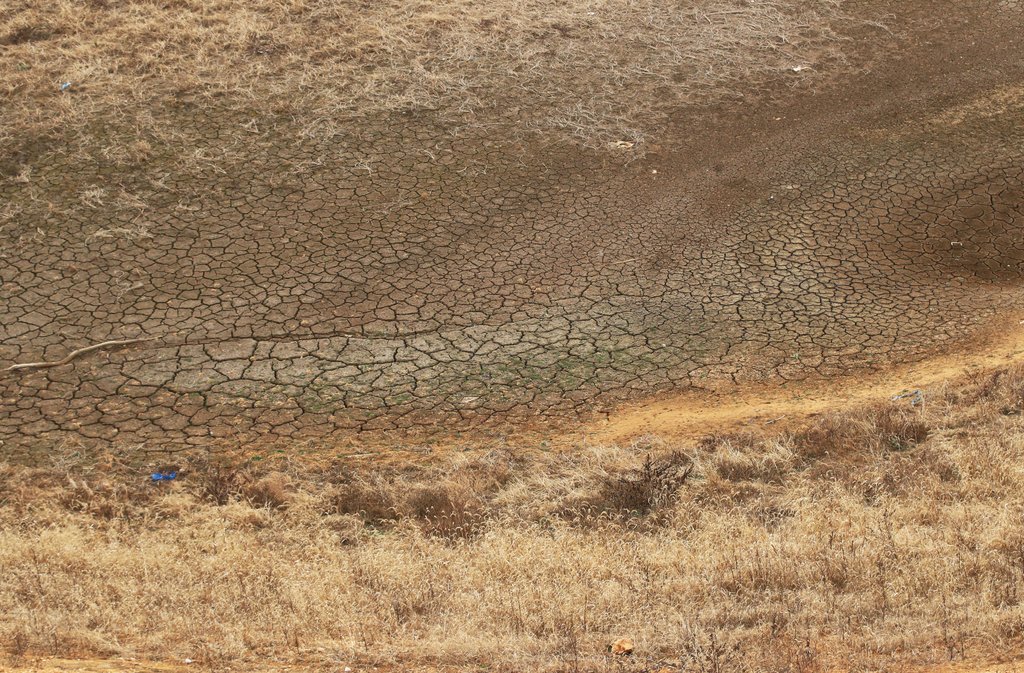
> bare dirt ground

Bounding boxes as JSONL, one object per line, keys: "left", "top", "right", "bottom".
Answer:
{"left": 1, "top": 0, "right": 1022, "bottom": 459}
{"left": 587, "top": 314, "right": 1024, "bottom": 444}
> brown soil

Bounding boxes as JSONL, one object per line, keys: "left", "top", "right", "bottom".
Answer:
{"left": 1, "top": 0, "right": 1023, "bottom": 456}
{"left": 585, "top": 313, "right": 1024, "bottom": 443}
{"left": 315, "top": 312, "right": 1024, "bottom": 467}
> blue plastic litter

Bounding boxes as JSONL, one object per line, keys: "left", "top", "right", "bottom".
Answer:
{"left": 151, "top": 471, "right": 177, "bottom": 482}
{"left": 890, "top": 389, "right": 924, "bottom": 407}
{"left": 60, "top": 82, "right": 72, "bottom": 92}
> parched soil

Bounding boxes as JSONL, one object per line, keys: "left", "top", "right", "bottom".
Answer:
{"left": 586, "top": 313, "right": 1024, "bottom": 443}
{"left": 1, "top": 0, "right": 1023, "bottom": 459}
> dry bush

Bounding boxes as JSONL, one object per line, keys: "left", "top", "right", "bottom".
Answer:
{"left": 792, "top": 402, "right": 930, "bottom": 459}
{"left": 243, "top": 470, "right": 293, "bottom": 510}
{"left": 186, "top": 453, "right": 253, "bottom": 505}
{"left": 711, "top": 439, "right": 797, "bottom": 484}
{"left": 56, "top": 474, "right": 144, "bottom": 520}
{"left": 586, "top": 451, "right": 694, "bottom": 516}
{"left": 320, "top": 452, "right": 514, "bottom": 537}
{"left": 404, "top": 483, "right": 486, "bottom": 540}
{"left": 940, "top": 363, "right": 1024, "bottom": 421}
{"left": 2, "top": 369, "right": 1024, "bottom": 670}
{"left": 326, "top": 478, "right": 400, "bottom": 524}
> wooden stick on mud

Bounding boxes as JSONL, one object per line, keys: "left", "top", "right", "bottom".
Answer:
{"left": 3, "top": 337, "right": 157, "bottom": 373}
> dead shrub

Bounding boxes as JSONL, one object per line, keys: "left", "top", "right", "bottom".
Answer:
{"left": 327, "top": 479, "right": 399, "bottom": 525}
{"left": 449, "top": 451, "right": 517, "bottom": 494}
{"left": 405, "top": 482, "right": 486, "bottom": 540}
{"left": 587, "top": 452, "right": 693, "bottom": 516}
{"left": 0, "top": 463, "right": 13, "bottom": 504}
{"left": 751, "top": 499, "right": 797, "bottom": 528}
{"left": 242, "top": 471, "right": 293, "bottom": 510}
{"left": 938, "top": 364, "right": 1024, "bottom": 419}
{"left": 915, "top": 445, "right": 962, "bottom": 484}
{"left": 696, "top": 432, "right": 762, "bottom": 453}
{"left": 854, "top": 455, "right": 941, "bottom": 503}
{"left": 58, "top": 475, "right": 155, "bottom": 520}
{"left": 793, "top": 404, "right": 929, "bottom": 458}
{"left": 713, "top": 441, "right": 795, "bottom": 484}
{"left": 678, "top": 628, "right": 745, "bottom": 673}
{"left": 873, "top": 405, "right": 930, "bottom": 452}
{"left": 187, "top": 455, "right": 252, "bottom": 505}
{"left": 791, "top": 414, "right": 866, "bottom": 459}
{"left": 0, "top": 24, "right": 57, "bottom": 46}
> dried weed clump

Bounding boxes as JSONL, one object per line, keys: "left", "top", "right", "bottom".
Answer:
{"left": 2, "top": 366, "right": 1024, "bottom": 671}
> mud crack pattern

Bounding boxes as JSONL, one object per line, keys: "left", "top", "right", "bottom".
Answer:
{"left": 2, "top": 92, "right": 1023, "bottom": 456}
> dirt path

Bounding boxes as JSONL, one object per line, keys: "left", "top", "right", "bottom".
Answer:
{"left": 580, "top": 313, "right": 1024, "bottom": 444}
{"left": 0, "top": 659, "right": 302, "bottom": 673}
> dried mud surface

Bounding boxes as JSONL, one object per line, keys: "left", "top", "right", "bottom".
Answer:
{"left": 2, "top": 1, "right": 1023, "bottom": 460}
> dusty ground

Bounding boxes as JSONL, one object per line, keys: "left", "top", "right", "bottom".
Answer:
{"left": 587, "top": 314, "right": 1024, "bottom": 443}
{"left": 1, "top": 659, "right": 213, "bottom": 673}
{"left": 1, "top": 0, "right": 1022, "bottom": 459}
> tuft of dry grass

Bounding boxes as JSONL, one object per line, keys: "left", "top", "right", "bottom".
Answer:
{"left": 1, "top": 365, "right": 1024, "bottom": 671}
{"left": 0, "top": 0, "right": 882, "bottom": 159}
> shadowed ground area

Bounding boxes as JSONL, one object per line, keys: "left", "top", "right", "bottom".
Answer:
{"left": 1, "top": 0, "right": 1023, "bottom": 458}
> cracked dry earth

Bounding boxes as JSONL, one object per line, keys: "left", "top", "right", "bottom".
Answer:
{"left": 2, "top": 6, "right": 1024, "bottom": 460}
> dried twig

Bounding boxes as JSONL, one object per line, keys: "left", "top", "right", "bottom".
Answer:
{"left": 3, "top": 337, "right": 157, "bottom": 373}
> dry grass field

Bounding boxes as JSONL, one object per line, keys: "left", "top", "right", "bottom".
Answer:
{"left": 1, "top": 0, "right": 870, "bottom": 153}
{"left": 2, "top": 364, "right": 1024, "bottom": 672}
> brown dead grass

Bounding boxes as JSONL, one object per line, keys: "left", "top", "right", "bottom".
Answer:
{"left": 0, "top": 0, "right": 882, "bottom": 159}
{"left": 1, "top": 365, "right": 1024, "bottom": 671}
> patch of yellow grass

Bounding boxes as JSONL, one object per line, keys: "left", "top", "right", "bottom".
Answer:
{"left": 1, "top": 366, "right": 1023, "bottom": 671}
{"left": 1, "top": 0, "right": 875, "bottom": 152}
